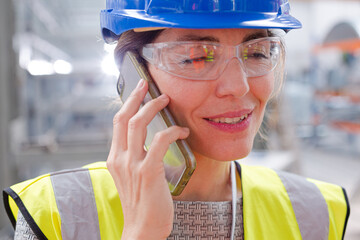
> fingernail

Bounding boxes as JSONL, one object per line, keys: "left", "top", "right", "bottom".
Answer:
{"left": 137, "top": 79, "right": 145, "bottom": 88}
{"left": 159, "top": 94, "right": 169, "bottom": 101}
{"left": 183, "top": 128, "right": 190, "bottom": 134}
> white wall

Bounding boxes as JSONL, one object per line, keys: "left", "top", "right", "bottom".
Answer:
{"left": 285, "top": 1, "right": 360, "bottom": 74}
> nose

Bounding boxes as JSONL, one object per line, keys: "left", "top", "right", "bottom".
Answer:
{"left": 215, "top": 58, "right": 250, "bottom": 98}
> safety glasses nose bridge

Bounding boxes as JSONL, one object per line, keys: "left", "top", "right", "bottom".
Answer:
{"left": 222, "top": 44, "right": 248, "bottom": 68}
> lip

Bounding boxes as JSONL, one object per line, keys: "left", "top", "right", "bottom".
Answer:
{"left": 205, "top": 109, "right": 253, "bottom": 119}
{"left": 204, "top": 109, "right": 253, "bottom": 133}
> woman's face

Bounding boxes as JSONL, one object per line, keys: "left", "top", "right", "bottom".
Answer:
{"left": 148, "top": 28, "right": 275, "bottom": 161}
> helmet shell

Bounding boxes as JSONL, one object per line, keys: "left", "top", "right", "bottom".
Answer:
{"left": 101, "top": 0, "right": 302, "bottom": 43}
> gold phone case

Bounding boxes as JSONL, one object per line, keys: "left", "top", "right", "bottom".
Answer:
{"left": 119, "top": 51, "right": 196, "bottom": 196}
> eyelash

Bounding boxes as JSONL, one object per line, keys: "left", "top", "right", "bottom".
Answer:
{"left": 181, "top": 55, "right": 215, "bottom": 65}
{"left": 247, "top": 53, "right": 268, "bottom": 59}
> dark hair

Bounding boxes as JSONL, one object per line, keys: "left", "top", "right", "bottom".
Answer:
{"left": 114, "top": 30, "right": 164, "bottom": 71}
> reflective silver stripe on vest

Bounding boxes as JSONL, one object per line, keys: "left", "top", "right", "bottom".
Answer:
{"left": 277, "top": 171, "right": 329, "bottom": 240}
{"left": 50, "top": 168, "right": 101, "bottom": 240}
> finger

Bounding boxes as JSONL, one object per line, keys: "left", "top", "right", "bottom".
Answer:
{"left": 127, "top": 94, "right": 170, "bottom": 157}
{"left": 144, "top": 126, "right": 190, "bottom": 166}
{"left": 111, "top": 79, "right": 147, "bottom": 151}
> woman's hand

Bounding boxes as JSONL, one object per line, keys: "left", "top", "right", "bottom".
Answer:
{"left": 107, "top": 79, "right": 190, "bottom": 240}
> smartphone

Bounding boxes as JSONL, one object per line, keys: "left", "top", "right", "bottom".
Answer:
{"left": 118, "top": 51, "right": 196, "bottom": 196}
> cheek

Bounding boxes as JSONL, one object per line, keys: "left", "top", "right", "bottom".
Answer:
{"left": 249, "top": 73, "right": 275, "bottom": 103}
{"left": 149, "top": 67, "right": 210, "bottom": 125}
{"left": 249, "top": 74, "right": 275, "bottom": 132}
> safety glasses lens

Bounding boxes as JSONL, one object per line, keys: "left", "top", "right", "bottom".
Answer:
{"left": 142, "top": 37, "right": 281, "bottom": 80}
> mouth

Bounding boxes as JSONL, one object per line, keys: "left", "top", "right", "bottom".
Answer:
{"left": 203, "top": 111, "right": 253, "bottom": 132}
{"left": 205, "top": 114, "right": 249, "bottom": 124}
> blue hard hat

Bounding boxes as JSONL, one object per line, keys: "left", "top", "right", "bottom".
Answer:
{"left": 100, "top": 0, "right": 302, "bottom": 43}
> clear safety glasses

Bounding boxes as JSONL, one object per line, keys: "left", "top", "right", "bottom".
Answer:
{"left": 141, "top": 37, "right": 282, "bottom": 80}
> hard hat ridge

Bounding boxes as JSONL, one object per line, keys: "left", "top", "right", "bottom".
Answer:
{"left": 145, "top": 0, "right": 283, "bottom": 14}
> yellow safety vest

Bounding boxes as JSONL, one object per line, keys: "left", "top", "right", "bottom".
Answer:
{"left": 3, "top": 161, "right": 349, "bottom": 240}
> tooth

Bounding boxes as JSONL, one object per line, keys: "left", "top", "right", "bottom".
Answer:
{"left": 224, "top": 118, "right": 231, "bottom": 123}
{"left": 209, "top": 118, "right": 219, "bottom": 123}
{"left": 209, "top": 116, "right": 249, "bottom": 124}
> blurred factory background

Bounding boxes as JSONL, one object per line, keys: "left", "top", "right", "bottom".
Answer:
{"left": 0, "top": 0, "right": 359, "bottom": 239}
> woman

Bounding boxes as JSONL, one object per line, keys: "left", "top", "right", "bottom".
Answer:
{"left": 4, "top": 0, "right": 349, "bottom": 239}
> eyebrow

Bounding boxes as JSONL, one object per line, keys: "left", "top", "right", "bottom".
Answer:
{"left": 176, "top": 35, "right": 220, "bottom": 42}
{"left": 175, "top": 30, "right": 268, "bottom": 43}
{"left": 242, "top": 31, "right": 268, "bottom": 42}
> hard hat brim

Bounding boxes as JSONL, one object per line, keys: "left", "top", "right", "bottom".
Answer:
{"left": 101, "top": 10, "right": 302, "bottom": 43}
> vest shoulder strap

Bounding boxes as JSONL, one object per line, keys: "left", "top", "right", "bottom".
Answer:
{"left": 238, "top": 163, "right": 350, "bottom": 240}
{"left": 3, "top": 161, "right": 123, "bottom": 240}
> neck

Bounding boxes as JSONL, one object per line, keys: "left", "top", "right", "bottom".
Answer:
{"left": 173, "top": 152, "right": 233, "bottom": 202}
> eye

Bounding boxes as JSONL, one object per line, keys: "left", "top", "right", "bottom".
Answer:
{"left": 182, "top": 56, "right": 210, "bottom": 64}
{"left": 243, "top": 45, "right": 269, "bottom": 60}
{"left": 249, "top": 52, "right": 268, "bottom": 59}
{"left": 180, "top": 47, "right": 215, "bottom": 66}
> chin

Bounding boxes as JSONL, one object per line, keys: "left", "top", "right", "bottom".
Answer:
{"left": 193, "top": 139, "right": 254, "bottom": 162}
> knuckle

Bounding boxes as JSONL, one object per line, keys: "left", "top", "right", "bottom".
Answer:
{"left": 128, "top": 117, "right": 143, "bottom": 130}
{"left": 107, "top": 155, "right": 120, "bottom": 170}
{"left": 123, "top": 159, "right": 132, "bottom": 173}
{"left": 106, "top": 158, "right": 117, "bottom": 175}
{"left": 138, "top": 164, "right": 148, "bottom": 176}
{"left": 113, "top": 111, "right": 126, "bottom": 126}
{"left": 107, "top": 149, "right": 127, "bottom": 166}
{"left": 106, "top": 159, "right": 113, "bottom": 170}
{"left": 153, "top": 131, "right": 168, "bottom": 144}
{"left": 129, "top": 89, "right": 143, "bottom": 102}
{"left": 123, "top": 152, "right": 137, "bottom": 172}
{"left": 138, "top": 164, "right": 152, "bottom": 182}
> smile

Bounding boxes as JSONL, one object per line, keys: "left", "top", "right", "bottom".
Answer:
{"left": 204, "top": 111, "right": 253, "bottom": 133}
{"left": 207, "top": 114, "right": 249, "bottom": 124}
